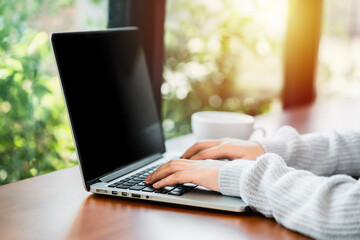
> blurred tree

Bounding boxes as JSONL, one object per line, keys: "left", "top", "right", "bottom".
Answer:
{"left": 0, "top": 0, "right": 284, "bottom": 185}
{"left": 162, "top": 0, "right": 284, "bottom": 139}
{"left": 0, "top": 0, "right": 77, "bottom": 185}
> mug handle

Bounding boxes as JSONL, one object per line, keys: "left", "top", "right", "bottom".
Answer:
{"left": 250, "top": 126, "right": 266, "bottom": 139}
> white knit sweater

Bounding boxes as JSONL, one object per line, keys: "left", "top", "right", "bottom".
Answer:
{"left": 218, "top": 126, "right": 360, "bottom": 240}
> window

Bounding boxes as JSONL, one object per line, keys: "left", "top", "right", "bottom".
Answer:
{"left": 4, "top": 0, "right": 352, "bottom": 185}
{"left": 0, "top": 0, "right": 107, "bottom": 185}
{"left": 162, "top": 0, "right": 288, "bottom": 139}
{"left": 317, "top": 0, "right": 360, "bottom": 97}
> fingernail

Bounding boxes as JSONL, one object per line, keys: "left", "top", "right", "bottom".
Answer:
{"left": 153, "top": 182, "right": 160, "bottom": 188}
{"left": 145, "top": 175, "right": 152, "bottom": 183}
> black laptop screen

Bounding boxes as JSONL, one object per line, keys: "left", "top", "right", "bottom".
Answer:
{"left": 51, "top": 29, "right": 165, "bottom": 184}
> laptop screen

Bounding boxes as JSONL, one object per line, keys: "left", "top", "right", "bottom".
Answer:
{"left": 51, "top": 28, "right": 165, "bottom": 185}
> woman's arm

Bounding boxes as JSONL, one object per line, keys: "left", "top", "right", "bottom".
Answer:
{"left": 219, "top": 153, "right": 360, "bottom": 240}
{"left": 147, "top": 153, "right": 360, "bottom": 239}
{"left": 258, "top": 126, "right": 360, "bottom": 176}
{"left": 181, "top": 126, "right": 360, "bottom": 176}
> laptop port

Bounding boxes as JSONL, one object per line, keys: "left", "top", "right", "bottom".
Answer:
{"left": 96, "top": 189, "right": 107, "bottom": 194}
{"left": 112, "top": 191, "right": 117, "bottom": 195}
{"left": 121, "top": 192, "right": 128, "bottom": 197}
{"left": 132, "top": 193, "right": 141, "bottom": 198}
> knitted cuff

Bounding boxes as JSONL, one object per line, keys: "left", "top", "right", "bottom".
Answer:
{"left": 218, "top": 160, "right": 255, "bottom": 197}
{"left": 257, "top": 138, "right": 288, "bottom": 156}
{"left": 256, "top": 126, "right": 301, "bottom": 164}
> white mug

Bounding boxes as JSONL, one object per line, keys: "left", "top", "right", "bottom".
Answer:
{"left": 191, "top": 111, "right": 265, "bottom": 140}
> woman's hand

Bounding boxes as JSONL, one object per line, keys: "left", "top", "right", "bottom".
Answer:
{"left": 145, "top": 139, "right": 264, "bottom": 191}
{"left": 145, "top": 159, "right": 226, "bottom": 191}
{"left": 181, "top": 138, "right": 264, "bottom": 160}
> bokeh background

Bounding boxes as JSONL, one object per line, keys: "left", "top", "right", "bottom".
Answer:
{"left": 1, "top": 0, "right": 359, "bottom": 185}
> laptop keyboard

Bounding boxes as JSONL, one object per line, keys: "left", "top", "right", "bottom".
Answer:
{"left": 107, "top": 164, "right": 197, "bottom": 196}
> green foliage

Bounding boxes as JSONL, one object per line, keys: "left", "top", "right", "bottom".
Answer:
{"left": 0, "top": 0, "right": 77, "bottom": 185}
{"left": 162, "top": 0, "right": 280, "bottom": 139}
{"left": 0, "top": 0, "right": 281, "bottom": 185}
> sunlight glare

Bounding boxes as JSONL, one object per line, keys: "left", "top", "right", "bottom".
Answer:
{"left": 188, "top": 38, "right": 204, "bottom": 53}
{"left": 234, "top": 0, "right": 256, "bottom": 17}
{"left": 184, "top": 61, "right": 209, "bottom": 79}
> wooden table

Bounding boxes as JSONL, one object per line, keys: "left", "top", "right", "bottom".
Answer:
{"left": 1, "top": 96, "right": 359, "bottom": 240}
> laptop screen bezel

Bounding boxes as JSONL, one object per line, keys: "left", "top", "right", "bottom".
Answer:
{"left": 50, "top": 28, "right": 166, "bottom": 191}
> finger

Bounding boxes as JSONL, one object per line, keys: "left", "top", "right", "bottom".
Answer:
{"left": 189, "top": 145, "right": 229, "bottom": 160}
{"left": 181, "top": 141, "right": 220, "bottom": 159}
{"left": 145, "top": 160, "right": 195, "bottom": 184}
{"left": 152, "top": 171, "right": 195, "bottom": 189}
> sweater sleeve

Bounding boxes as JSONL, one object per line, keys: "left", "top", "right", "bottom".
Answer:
{"left": 257, "top": 126, "right": 360, "bottom": 176}
{"left": 218, "top": 153, "right": 360, "bottom": 240}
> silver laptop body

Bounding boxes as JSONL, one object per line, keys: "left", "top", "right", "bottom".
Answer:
{"left": 51, "top": 27, "right": 247, "bottom": 212}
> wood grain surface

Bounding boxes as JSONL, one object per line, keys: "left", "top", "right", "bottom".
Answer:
{"left": 2, "top": 96, "right": 359, "bottom": 240}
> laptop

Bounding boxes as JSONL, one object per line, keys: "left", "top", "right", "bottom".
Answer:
{"left": 51, "top": 27, "right": 248, "bottom": 212}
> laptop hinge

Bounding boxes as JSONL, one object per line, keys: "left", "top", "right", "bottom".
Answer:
{"left": 99, "top": 153, "right": 163, "bottom": 183}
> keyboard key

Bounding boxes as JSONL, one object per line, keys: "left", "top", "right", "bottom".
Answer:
{"left": 152, "top": 185, "right": 176, "bottom": 194}
{"left": 162, "top": 186, "right": 175, "bottom": 193}
{"left": 168, "top": 189, "right": 184, "bottom": 196}
{"left": 142, "top": 186, "right": 155, "bottom": 192}
{"left": 129, "top": 185, "right": 146, "bottom": 191}
{"left": 123, "top": 181, "right": 135, "bottom": 186}
{"left": 121, "top": 182, "right": 135, "bottom": 187}
{"left": 183, "top": 183, "right": 197, "bottom": 188}
{"left": 133, "top": 177, "right": 145, "bottom": 181}
{"left": 127, "top": 180, "right": 140, "bottom": 184}
{"left": 112, "top": 165, "right": 161, "bottom": 190}
{"left": 176, "top": 185, "right": 194, "bottom": 193}
{"left": 154, "top": 189, "right": 166, "bottom": 194}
